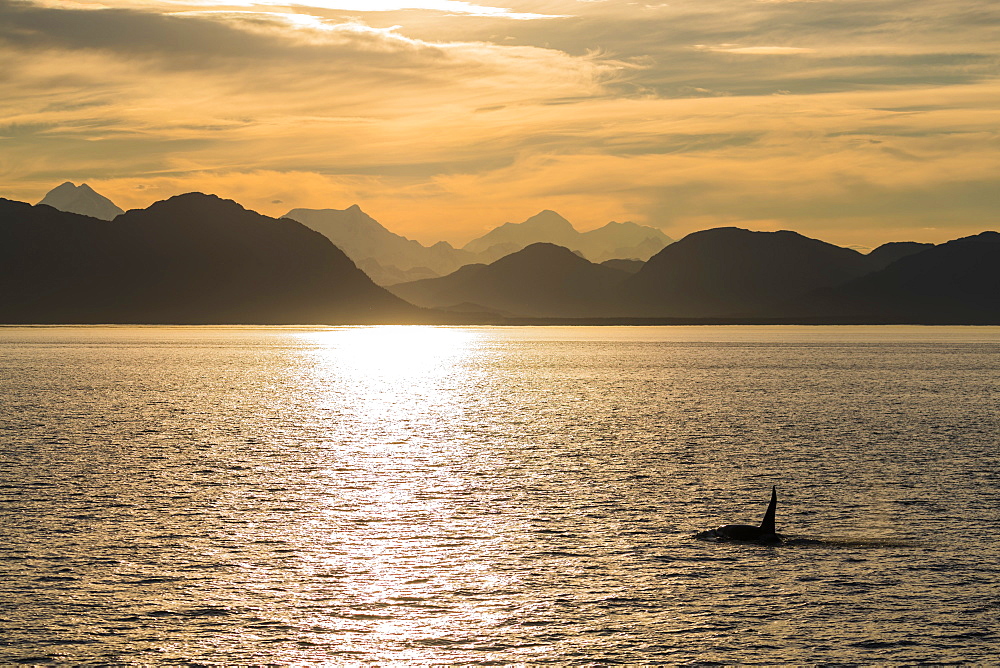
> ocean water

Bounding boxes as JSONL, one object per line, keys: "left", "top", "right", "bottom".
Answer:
{"left": 1, "top": 325, "right": 998, "bottom": 665}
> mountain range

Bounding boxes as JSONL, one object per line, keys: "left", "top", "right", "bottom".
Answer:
{"left": 34, "top": 184, "right": 672, "bottom": 287}
{"left": 389, "top": 243, "right": 633, "bottom": 318}
{"left": 387, "top": 228, "right": 990, "bottom": 322}
{"left": 803, "top": 231, "right": 1000, "bottom": 323}
{"left": 283, "top": 205, "right": 473, "bottom": 285}
{"left": 6, "top": 184, "right": 998, "bottom": 324}
{"left": 458, "top": 210, "right": 673, "bottom": 264}
{"left": 621, "top": 228, "right": 913, "bottom": 318}
{"left": 283, "top": 207, "right": 672, "bottom": 285}
{"left": 1, "top": 193, "right": 419, "bottom": 324}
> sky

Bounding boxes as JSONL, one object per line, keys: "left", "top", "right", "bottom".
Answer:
{"left": 1, "top": 0, "right": 998, "bottom": 247}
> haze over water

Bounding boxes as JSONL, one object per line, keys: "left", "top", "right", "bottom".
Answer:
{"left": 2, "top": 325, "right": 998, "bottom": 664}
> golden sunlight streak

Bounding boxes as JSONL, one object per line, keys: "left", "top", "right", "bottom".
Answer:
{"left": 298, "top": 326, "right": 479, "bottom": 380}
{"left": 293, "top": 326, "right": 483, "bottom": 447}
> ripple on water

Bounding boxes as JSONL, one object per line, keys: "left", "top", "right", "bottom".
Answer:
{"left": 1, "top": 325, "right": 999, "bottom": 664}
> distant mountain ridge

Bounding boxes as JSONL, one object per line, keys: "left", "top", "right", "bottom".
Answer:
{"left": 801, "top": 231, "right": 1000, "bottom": 322}
{"left": 624, "top": 227, "right": 876, "bottom": 317}
{"left": 284, "top": 206, "right": 672, "bottom": 285}
{"left": 0, "top": 193, "right": 419, "bottom": 324}
{"left": 387, "top": 226, "right": 989, "bottom": 321}
{"left": 6, "top": 185, "right": 998, "bottom": 324}
{"left": 463, "top": 210, "right": 578, "bottom": 257}
{"left": 283, "top": 205, "right": 476, "bottom": 285}
{"left": 866, "top": 241, "right": 935, "bottom": 269}
{"left": 578, "top": 221, "right": 674, "bottom": 263}
{"left": 460, "top": 209, "right": 673, "bottom": 264}
{"left": 388, "top": 242, "right": 632, "bottom": 317}
{"left": 38, "top": 182, "right": 123, "bottom": 220}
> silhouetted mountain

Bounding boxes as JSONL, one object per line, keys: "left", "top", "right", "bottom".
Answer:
{"left": 284, "top": 205, "right": 671, "bottom": 283}
{"left": 463, "top": 210, "right": 577, "bottom": 256}
{"left": 38, "top": 182, "right": 123, "bottom": 220}
{"left": 803, "top": 232, "right": 1000, "bottom": 322}
{"left": 356, "top": 257, "right": 442, "bottom": 286}
{"left": 624, "top": 227, "right": 873, "bottom": 317}
{"left": 284, "top": 205, "right": 475, "bottom": 285}
{"left": 867, "top": 241, "right": 935, "bottom": 270}
{"left": 577, "top": 221, "right": 673, "bottom": 262}
{"left": 388, "top": 242, "right": 632, "bottom": 317}
{"left": 0, "top": 194, "right": 419, "bottom": 324}
{"left": 463, "top": 210, "right": 672, "bottom": 264}
{"left": 601, "top": 258, "right": 645, "bottom": 274}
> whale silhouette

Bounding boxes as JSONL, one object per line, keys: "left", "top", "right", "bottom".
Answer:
{"left": 694, "top": 486, "right": 780, "bottom": 543}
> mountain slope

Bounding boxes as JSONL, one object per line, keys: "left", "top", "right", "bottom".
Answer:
{"left": 284, "top": 205, "right": 474, "bottom": 284}
{"left": 463, "top": 210, "right": 672, "bottom": 263}
{"left": 0, "top": 194, "right": 419, "bottom": 324}
{"left": 804, "top": 231, "right": 1000, "bottom": 322}
{"left": 601, "top": 258, "right": 644, "bottom": 274}
{"left": 866, "top": 241, "right": 935, "bottom": 270}
{"left": 388, "top": 242, "right": 632, "bottom": 317}
{"left": 624, "top": 227, "right": 873, "bottom": 317}
{"left": 285, "top": 206, "right": 671, "bottom": 283}
{"left": 38, "top": 182, "right": 124, "bottom": 220}
{"left": 577, "top": 221, "right": 674, "bottom": 262}
{"left": 462, "top": 210, "right": 578, "bottom": 256}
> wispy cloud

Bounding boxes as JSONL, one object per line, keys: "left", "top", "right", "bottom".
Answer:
{"left": 697, "top": 44, "right": 816, "bottom": 55}
{"left": 34, "top": 0, "right": 565, "bottom": 19}
{"left": 2, "top": 0, "right": 999, "bottom": 247}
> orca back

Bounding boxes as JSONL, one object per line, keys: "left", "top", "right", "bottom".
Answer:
{"left": 758, "top": 486, "right": 777, "bottom": 535}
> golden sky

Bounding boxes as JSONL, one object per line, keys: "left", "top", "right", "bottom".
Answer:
{"left": 2, "top": 0, "right": 998, "bottom": 247}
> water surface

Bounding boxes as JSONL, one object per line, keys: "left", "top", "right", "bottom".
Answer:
{"left": 2, "top": 325, "right": 998, "bottom": 664}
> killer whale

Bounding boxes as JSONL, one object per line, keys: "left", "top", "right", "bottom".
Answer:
{"left": 694, "top": 486, "right": 780, "bottom": 543}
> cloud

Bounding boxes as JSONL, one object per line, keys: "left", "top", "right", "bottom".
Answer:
{"left": 2, "top": 0, "right": 999, "bottom": 248}
{"left": 0, "top": 0, "right": 619, "bottom": 202}
{"left": 87, "top": 0, "right": 565, "bottom": 20}
{"left": 43, "top": 79, "right": 995, "bottom": 249}
{"left": 277, "top": 1, "right": 564, "bottom": 20}
{"left": 698, "top": 45, "right": 817, "bottom": 55}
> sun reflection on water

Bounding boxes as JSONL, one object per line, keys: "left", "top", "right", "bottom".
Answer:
{"left": 277, "top": 325, "right": 514, "bottom": 658}
{"left": 292, "top": 326, "right": 485, "bottom": 449}
{"left": 296, "top": 326, "right": 480, "bottom": 379}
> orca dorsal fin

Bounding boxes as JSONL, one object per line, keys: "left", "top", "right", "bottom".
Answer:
{"left": 758, "top": 486, "right": 777, "bottom": 534}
